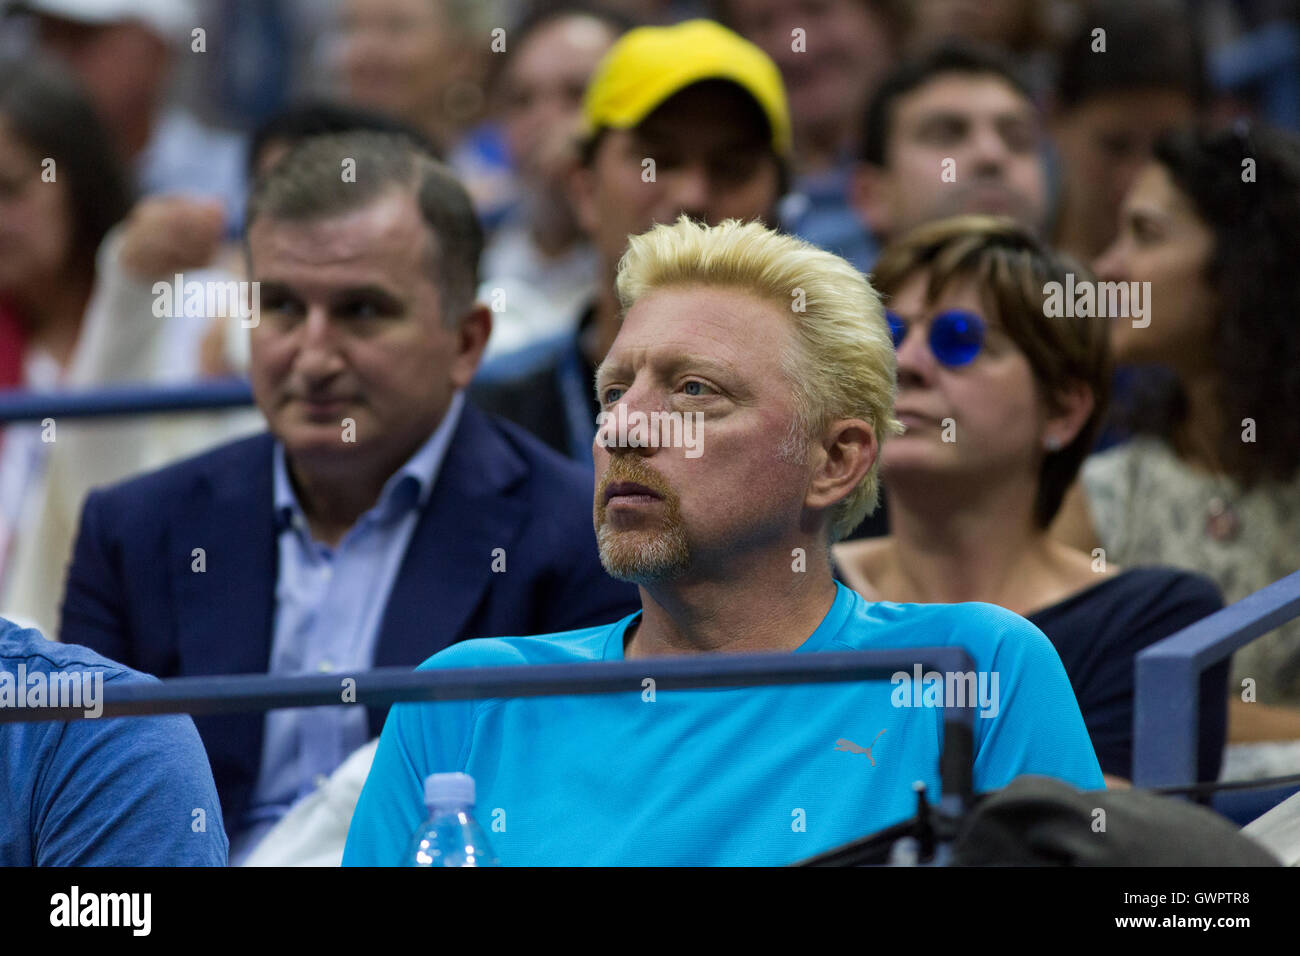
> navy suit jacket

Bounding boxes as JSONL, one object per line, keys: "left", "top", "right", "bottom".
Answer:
{"left": 61, "top": 400, "right": 639, "bottom": 826}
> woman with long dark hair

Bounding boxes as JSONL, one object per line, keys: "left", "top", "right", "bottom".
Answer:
{"left": 1055, "top": 122, "right": 1300, "bottom": 728}
{"left": 0, "top": 54, "right": 132, "bottom": 593}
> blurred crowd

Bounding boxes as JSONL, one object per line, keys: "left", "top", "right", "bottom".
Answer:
{"left": 3, "top": 0, "right": 1300, "bottom": 865}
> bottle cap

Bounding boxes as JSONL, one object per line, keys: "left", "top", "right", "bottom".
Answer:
{"left": 424, "top": 772, "right": 475, "bottom": 809}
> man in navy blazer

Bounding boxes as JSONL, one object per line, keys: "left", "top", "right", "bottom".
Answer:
{"left": 60, "top": 131, "right": 637, "bottom": 857}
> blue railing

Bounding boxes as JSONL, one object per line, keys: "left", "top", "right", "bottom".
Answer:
{"left": 1134, "top": 567, "right": 1300, "bottom": 788}
{"left": 0, "top": 647, "right": 979, "bottom": 813}
{"left": 0, "top": 646, "right": 976, "bottom": 722}
{"left": 0, "top": 379, "right": 255, "bottom": 423}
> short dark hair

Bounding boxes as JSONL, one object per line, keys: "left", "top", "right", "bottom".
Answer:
{"left": 245, "top": 131, "right": 483, "bottom": 322}
{"left": 247, "top": 99, "right": 442, "bottom": 178}
{"left": 872, "top": 215, "right": 1111, "bottom": 528}
{"left": 859, "top": 42, "right": 1034, "bottom": 167}
{"left": 488, "top": 1, "right": 636, "bottom": 93}
{"left": 1119, "top": 123, "right": 1300, "bottom": 487}
{"left": 0, "top": 54, "right": 133, "bottom": 277}
{"left": 1056, "top": 0, "right": 1207, "bottom": 111}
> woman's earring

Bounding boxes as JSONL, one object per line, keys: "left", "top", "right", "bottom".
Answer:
{"left": 1044, "top": 435, "right": 1063, "bottom": 451}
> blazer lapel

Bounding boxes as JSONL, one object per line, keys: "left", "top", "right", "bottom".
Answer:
{"left": 171, "top": 433, "right": 279, "bottom": 677}
{"left": 372, "top": 403, "right": 530, "bottom": 673}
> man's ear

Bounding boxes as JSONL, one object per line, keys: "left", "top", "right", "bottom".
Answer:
{"left": 851, "top": 162, "right": 893, "bottom": 237}
{"left": 804, "top": 418, "right": 878, "bottom": 513}
{"left": 1044, "top": 380, "right": 1095, "bottom": 451}
{"left": 449, "top": 303, "right": 492, "bottom": 390}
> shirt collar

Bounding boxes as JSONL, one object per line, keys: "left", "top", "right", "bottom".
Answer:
{"left": 273, "top": 390, "right": 466, "bottom": 536}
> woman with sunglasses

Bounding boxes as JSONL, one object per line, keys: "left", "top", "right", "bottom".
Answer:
{"left": 833, "top": 215, "right": 1228, "bottom": 783}
{"left": 1054, "top": 123, "right": 1300, "bottom": 753}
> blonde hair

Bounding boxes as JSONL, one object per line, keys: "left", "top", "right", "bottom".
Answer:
{"left": 615, "top": 216, "right": 902, "bottom": 542}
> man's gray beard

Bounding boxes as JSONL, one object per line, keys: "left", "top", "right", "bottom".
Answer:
{"left": 596, "top": 522, "right": 691, "bottom": 584}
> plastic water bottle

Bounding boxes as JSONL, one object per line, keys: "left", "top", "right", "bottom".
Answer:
{"left": 408, "top": 772, "right": 500, "bottom": 867}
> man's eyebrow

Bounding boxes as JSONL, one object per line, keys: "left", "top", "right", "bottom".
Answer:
{"left": 593, "top": 359, "right": 627, "bottom": 400}
{"left": 913, "top": 110, "right": 969, "bottom": 129}
{"left": 659, "top": 353, "right": 742, "bottom": 380}
{"left": 327, "top": 284, "right": 403, "bottom": 305}
{"left": 593, "top": 353, "right": 743, "bottom": 399}
{"left": 994, "top": 108, "right": 1038, "bottom": 129}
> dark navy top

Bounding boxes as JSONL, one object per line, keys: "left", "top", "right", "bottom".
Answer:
{"left": 1027, "top": 566, "right": 1228, "bottom": 781}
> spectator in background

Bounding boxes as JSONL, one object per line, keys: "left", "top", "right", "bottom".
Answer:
{"left": 1050, "top": 0, "right": 1206, "bottom": 263}
{"left": 1205, "top": 0, "right": 1300, "bottom": 133}
{"left": 345, "top": 216, "right": 1104, "bottom": 867}
{"left": 1053, "top": 123, "right": 1300, "bottom": 747}
{"left": 833, "top": 216, "right": 1227, "bottom": 783}
{"left": 331, "top": 0, "right": 514, "bottom": 226}
{"left": 1, "top": 617, "right": 228, "bottom": 865}
{"left": 247, "top": 97, "right": 442, "bottom": 181}
{"left": 716, "top": 0, "right": 903, "bottom": 272}
{"left": 479, "top": 2, "right": 631, "bottom": 359}
{"left": 4, "top": 100, "right": 434, "bottom": 639}
{"left": 59, "top": 132, "right": 638, "bottom": 860}
{"left": 835, "top": 42, "right": 1051, "bottom": 540}
{"left": 0, "top": 54, "right": 132, "bottom": 614}
{"left": 471, "top": 19, "right": 789, "bottom": 461}
{"left": 851, "top": 43, "right": 1049, "bottom": 272}
{"left": 8, "top": 0, "right": 249, "bottom": 232}
{"left": 905, "top": 0, "right": 1051, "bottom": 59}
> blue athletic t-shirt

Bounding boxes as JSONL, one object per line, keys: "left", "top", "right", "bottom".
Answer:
{"left": 1, "top": 619, "right": 228, "bottom": 866}
{"left": 344, "top": 583, "right": 1103, "bottom": 866}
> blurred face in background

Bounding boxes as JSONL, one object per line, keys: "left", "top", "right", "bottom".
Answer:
{"left": 32, "top": 15, "right": 168, "bottom": 156}
{"left": 855, "top": 73, "right": 1046, "bottom": 238}
{"left": 881, "top": 272, "right": 1047, "bottom": 490}
{"left": 907, "top": 0, "right": 1036, "bottom": 51}
{"left": 725, "top": 0, "right": 894, "bottom": 157}
{"left": 1093, "top": 161, "right": 1216, "bottom": 371}
{"left": 501, "top": 14, "right": 619, "bottom": 187}
{"left": 334, "top": 0, "right": 468, "bottom": 128}
{"left": 573, "top": 82, "right": 782, "bottom": 276}
{"left": 1052, "top": 88, "right": 1196, "bottom": 257}
{"left": 0, "top": 117, "right": 72, "bottom": 304}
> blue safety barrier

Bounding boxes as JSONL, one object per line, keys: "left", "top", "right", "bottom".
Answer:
{"left": 0, "top": 378, "right": 254, "bottom": 423}
{"left": 0, "top": 647, "right": 980, "bottom": 810}
{"left": 0, "top": 646, "right": 975, "bottom": 723}
{"left": 1134, "top": 567, "right": 1300, "bottom": 789}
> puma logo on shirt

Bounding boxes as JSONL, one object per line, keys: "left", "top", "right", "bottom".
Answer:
{"left": 834, "top": 730, "right": 886, "bottom": 765}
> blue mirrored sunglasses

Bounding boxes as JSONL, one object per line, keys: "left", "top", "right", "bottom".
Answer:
{"left": 886, "top": 309, "right": 986, "bottom": 367}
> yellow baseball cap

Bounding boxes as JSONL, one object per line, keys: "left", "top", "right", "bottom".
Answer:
{"left": 581, "top": 19, "right": 792, "bottom": 156}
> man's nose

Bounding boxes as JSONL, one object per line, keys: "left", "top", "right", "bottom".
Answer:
{"left": 598, "top": 382, "right": 663, "bottom": 458}
{"left": 293, "top": 307, "right": 346, "bottom": 377}
{"left": 664, "top": 162, "right": 711, "bottom": 221}
{"left": 968, "top": 125, "right": 1010, "bottom": 176}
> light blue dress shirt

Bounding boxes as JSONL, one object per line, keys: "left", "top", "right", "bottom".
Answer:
{"left": 230, "top": 392, "right": 465, "bottom": 863}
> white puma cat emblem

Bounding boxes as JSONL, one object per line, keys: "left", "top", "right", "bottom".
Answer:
{"left": 834, "top": 730, "right": 886, "bottom": 765}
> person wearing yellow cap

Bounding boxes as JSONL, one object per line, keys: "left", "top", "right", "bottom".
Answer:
{"left": 471, "top": 19, "right": 792, "bottom": 464}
